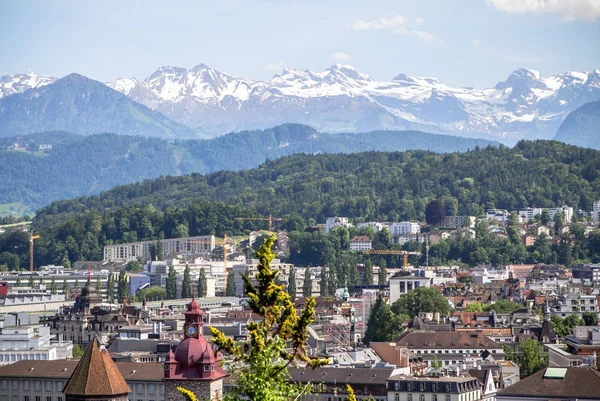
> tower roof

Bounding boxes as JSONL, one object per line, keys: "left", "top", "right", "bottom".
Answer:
{"left": 63, "top": 338, "right": 131, "bottom": 396}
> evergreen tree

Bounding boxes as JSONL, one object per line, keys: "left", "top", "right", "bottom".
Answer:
{"left": 378, "top": 262, "right": 388, "bottom": 285}
{"left": 226, "top": 271, "right": 236, "bottom": 296}
{"left": 209, "top": 235, "right": 328, "bottom": 401}
{"left": 288, "top": 268, "right": 297, "bottom": 299}
{"left": 50, "top": 277, "right": 57, "bottom": 294}
{"left": 363, "top": 259, "right": 374, "bottom": 285}
{"left": 28, "top": 275, "right": 35, "bottom": 288}
{"left": 117, "top": 270, "right": 128, "bottom": 301}
{"left": 197, "top": 268, "right": 208, "bottom": 298}
{"left": 302, "top": 267, "right": 312, "bottom": 298}
{"left": 74, "top": 278, "right": 80, "bottom": 289}
{"left": 364, "top": 296, "right": 404, "bottom": 344}
{"left": 62, "top": 280, "right": 69, "bottom": 296}
{"left": 328, "top": 267, "right": 337, "bottom": 295}
{"left": 15, "top": 277, "right": 21, "bottom": 287}
{"left": 106, "top": 273, "right": 115, "bottom": 303}
{"left": 347, "top": 262, "right": 359, "bottom": 286}
{"left": 156, "top": 240, "right": 164, "bottom": 260}
{"left": 181, "top": 264, "right": 192, "bottom": 298}
{"left": 320, "top": 268, "right": 329, "bottom": 297}
{"left": 165, "top": 265, "right": 177, "bottom": 299}
{"left": 95, "top": 274, "right": 102, "bottom": 291}
{"left": 39, "top": 278, "right": 45, "bottom": 286}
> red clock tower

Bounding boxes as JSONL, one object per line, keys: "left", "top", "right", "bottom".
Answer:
{"left": 163, "top": 298, "right": 226, "bottom": 401}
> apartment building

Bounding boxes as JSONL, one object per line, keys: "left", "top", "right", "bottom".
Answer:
{"left": 103, "top": 235, "right": 216, "bottom": 263}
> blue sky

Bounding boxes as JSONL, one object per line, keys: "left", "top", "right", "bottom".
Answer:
{"left": 1, "top": 0, "right": 599, "bottom": 88}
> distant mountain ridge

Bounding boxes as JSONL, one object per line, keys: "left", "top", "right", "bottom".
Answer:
{"left": 554, "top": 100, "right": 600, "bottom": 149}
{"left": 0, "top": 124, "right": 498, "bottom": 214}
{"left": 0, "top": 73, "right": 201, "bottom": 138}
{"left": 3, "top": 65, "right": 600, "bottom": 142}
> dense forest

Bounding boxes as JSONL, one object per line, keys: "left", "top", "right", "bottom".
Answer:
{"left": 0, "top": 124, "right": 497, "bottom": 213}
{"left": 1, "top": 139, "right": 600, "bottom": 270}
{"left": 34, "top": 139, "right": 600, "bottom": 229}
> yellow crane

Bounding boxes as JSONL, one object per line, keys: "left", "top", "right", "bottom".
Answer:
{"left": 187, "top": 235, "right": 236, "bottom": 294}
{"left": 29, "top": 234, "right": 40, "bottom": 272}
{"left": 360, "top": 249, "right": 421, "bottom": 271}
{"left": 235, "top": 214, "right": 283, "bottom": 232}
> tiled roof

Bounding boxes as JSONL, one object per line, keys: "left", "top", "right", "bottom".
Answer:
{"left": 498, "top": 367, "right": 600, "bottom": 399}
{"left": 289, "top": 367, "right": 393, "bottom": 385}
{"left": 395, "top": 331, "right": 501, "bottom": 349}
{"left": 63, "top": 338, "right": 132, "bottom": 396}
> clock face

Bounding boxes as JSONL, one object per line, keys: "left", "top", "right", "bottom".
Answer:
{"left": 186, "top": 325, "right": 197, "bottom": 337}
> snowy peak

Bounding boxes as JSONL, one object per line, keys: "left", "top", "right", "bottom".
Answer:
{"left": 495, "top": 68, "right": 545, "bottom": 90}
{"left": 0, "top": 72, "right": 56, "bottom": 99}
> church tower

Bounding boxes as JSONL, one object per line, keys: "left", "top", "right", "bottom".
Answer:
{"left": 63, "top": 338, "right": 131, "bottom": 401}
{"left": 163, "top": 298, "right": 226, "bottom": 401}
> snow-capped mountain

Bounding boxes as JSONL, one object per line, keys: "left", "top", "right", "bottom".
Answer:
{"left": 104, "top": 64, "right": 600, "bottom": 141}
{"left": 0, "top": 71, "right": 56, "bottom": 99}
{"left": 3, "top": 64, "right": 600, "bottom": 142}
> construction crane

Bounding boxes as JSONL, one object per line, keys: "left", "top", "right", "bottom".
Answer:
{"left": 360, "top": 249, "right": 421, "bottom": 270}
{"left": 187, "top": 235, "right": 235, "bottom": 294}
{"left": 234, "top": 214, "right": 282, "bottom": 232}
{"left": 29, "top": 234, "right": 40, "bottom": 272}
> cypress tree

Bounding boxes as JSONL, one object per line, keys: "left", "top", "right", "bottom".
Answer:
{"left": 50, "top": 277, "right": 57, "bottom": 294}
{"left": 62, "top": 280, "right": 69, "bottom": 296}
{"left": 117, "top": 270, "right": 128, "bottom": 301}
{"left": 288, "top": 268, "right": 296, "bottom": 299}
{"left": 320, "top": 268, "right": 329, "bottom": 297}
{"left": 225, "top": 271, "right": 236, "bottom": 296}
{"left": 363, "top": 260, "right": 374, "bottom": 285}
{"left": 181, "top": 264, "right": 192, "bottom": 298}
{"left": 106, "top": 273, "right": 115, "bottom": 303}
{"left": 302, "top": 267, "right": 312, "bottom": 298}
{"left": 197, "top": 268, "right": 208, "bottom": 298}
{"left": 378, "top": 262, "right": 388, "bottom": 285}
{"left": 166, "top": 265, "right": 177, "bottom": 299}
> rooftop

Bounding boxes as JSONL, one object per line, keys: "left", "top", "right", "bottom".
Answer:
{"left": 498, "top": 367, "right": 600, "bottom": 399}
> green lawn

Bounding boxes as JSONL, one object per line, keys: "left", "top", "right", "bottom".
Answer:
{"left": 0, "top": 202, "right": 32, "bottom": 217}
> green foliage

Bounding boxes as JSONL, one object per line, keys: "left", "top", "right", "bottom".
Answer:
{"left": 165, "top": 266, "right": 177, "bottom": 299}
{"left": 287, "top": 268, "right": 297, "bottom": 299}
{"left": 125, "top": 260, "right": 142, "bottom": 272}
{"left": 28, "top": 275, "right": 35, "bottom": 288}
{"left": 209, "top": 236, "right": 328, "bottom": 401}
{"left": 225, "top": 271, "right": 236, "bottom": 297}
{"left": 50, "top": 277, "right": 57, "bottom": 294}
{"left": 197, "top": 268, "right": 208, "bottom": 298}
{"left": 181, "top": 264, "right": 192, "bottom": 299}
{"left": 364, "top": 296, "right": 406, "bottom": 344}
{"left": 106, "top": 273, "right": 115, "bottom": 303}
{"left": 391, "top": 287, "right": 451, "bottom": 318}
{"left": 487, "top": 300, "right": 523, "bottom": 314}
{"left": 464, "top": 302, "right": 485, "bottom": 312}
{"left": 378, "top": 263, "right": 387, "bottom": 285}
{"left": 117, "top": 270, "right": 128, "bottom": 301}
{"left": 302, "top": 267, "right": 312, "bottom": 298}
{"left": 552, "top": 315, "right": 585, "bottom": 338}
{"left": 135, "top": 285, "right": 166, "bottom": 302}
{"left": 583, "top": 311, "right": 598, "bottom": 326}
{"left": 72, "top": 344, "right": 85, "bottom": 358}
{"left": 506, "top": 338, "right": 548, "bottom": 377}
{"left": 363, "top": 259, "right": 373, "bottom": 285}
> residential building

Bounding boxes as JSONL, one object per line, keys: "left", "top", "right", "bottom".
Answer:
{"left": 496, "top": 367, "right": 600, "bottom": 401}
{"left": 551, "top": 290, "right": 599, "bottom": 319}
{"left": 572, "top": 264, "right": 600, "bottom": 286}
{"left": 486, "top": 209, "right": 510, "bottom": 223}
{"left": 325, "top": 217, "right": 352, "bottom": 234}
{"left": 442, "top": 216, "right": 476, "bottom": 229}
{"left": 0, "top": 359, "right": 164, "bottom": 401}
{"left": 103, "top": 235, "right": 216, "bottom": 263}
{"left": 232, "top": 258, "right": 294, "bottom": 297}
{"left": 390, "top": 222, "right": 421, "bottom": 236}
{"left": 350, "top": 236, "right": 373, "bottom": 251}
{"left": 357, "top": 221, "right": 387, "bottom": 232}
{"left": 593, "top": 201, "right": 600, "bottom": 222}
{"left": 0, "top": 325, "right": 72, "bottom": 366}
{"left": 387, "top": 374, "right": 482, "bottom": 401}
{"left": 288, "top": 366, "right": 392, "bottom": 401}
{"left": 394, "top": 331, "right": 504, "bottom": 367}
{"left": 389, "top": 273, "right": 431, "bottom": 304}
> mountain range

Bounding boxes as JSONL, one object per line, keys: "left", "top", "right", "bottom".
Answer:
{"left": 554, "top": 100, "right": 600, "bottom": 149}
{"left": 2, "top": 65, "right": 600, "bottom": 143}
{"left": 0, "top": 124, "right": 498, "bottom": 214}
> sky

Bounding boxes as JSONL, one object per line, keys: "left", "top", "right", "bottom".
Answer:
{"left": 1, "top": 0, "right": 599, "bottom": 88}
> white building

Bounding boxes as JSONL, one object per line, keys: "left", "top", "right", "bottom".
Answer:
{"left": 388, "top": 374, "right": 483, "bottom": 401}
{"left": 357, "top": 221, "right": 386, "bottom": 232}
{"left": 443, "top": 216, "right": 476, "bottom": 228}
{"left": 389, "top": 274, "right": 431, "bottom": 304}
{"left": 325, "top": 217, "right": 353, "bottom": 234}
{"left": 593, "top": 201, "right": 600, "bottom": 222}
{"left": 232, "top": 258, "right": 295, "bottom": 297}
{"left": 486, "top": 209, "right": 510, "bottom": 223}
{"left": 349, "top": 236, "right": 372, "bottom": 251}
{"left": 0, "top": 325, "right": 72, "bottom": 366}
{"left": 552, "top": 290, "right": 599, "bottom": 319}
{"left": 390, "top": 222, "right": 421, "bottom": 236}
{"left": 103, "top": 235, "right": 216, "bottom": 262}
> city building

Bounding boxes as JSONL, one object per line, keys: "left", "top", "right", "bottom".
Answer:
{"left": 357, "top": 222, "right": 387, "bottom": 232}
{"left": 572, "top": 264, "right": 600, "bottom": 286}
{"left": 103, "top": 235, "right": 216, "bottom": 263}
{"left": 389, "top": 273, "right": 431, "bottom": 304}
{"left": 593, "top": 201, "right": 600, "bottom": 222}
{"left": 496, "top": 367, "right": 600, "bottom": 401}
{"left": 325, "top": 217, "right": 353, "bottom": 234}
{"left": 0, "top": 324, "right": 72, "bottom": 366}
{"left": 442, "top": 216, "right": 476, "bottom": 229}
{"left": 390, "top": 222, "right": 421, "bottom": 236}
{"left": 551, "top": 290, "right": 599, "bottom": 319}
{"left": 387, "top": 374, "right": 482, "bottom": 401}
{"left": 350, "top": 236, "right": 373, "bottom": 251}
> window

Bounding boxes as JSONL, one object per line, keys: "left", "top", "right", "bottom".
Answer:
{"left": 46, "top": 397, "right": 52, "bottom": 401}
{"left": 446, "top": 396, "right": 451, "bottom": 401}
{"left": 148, "top": 384, "right": 156, "bottom": 395}
{"left": 395, "top": 395, "right": 400, "bottom": 401}
{"left": 34, "top": 381, "right": 41, "bottom": 391}
{"left": 408, "top": 395, "right": 413, "bottom": 401}
{"left": 420, "top": 395, "right": 425, "bottom": 401}
{"left": 136, "top": 384, "right": 144, "bottom": 394}
{"left": 204, "top": 365, "right": 209, "bottom": 371}
{"left": 432, "top": 383, "right": 437, "bottom": 392}
{"left": 45, "top": 382, "right": 52, "bottom": 392}
{"left": 23, "top": 397, "right": 30, "bottom": 401}
{"left": 407, "top": 383, "right": 413, "bottom": 391}
{"left": 420, "top": 383, "right": 425, "bottom": 391}
{"left": 1, "top": 380, "right": 7, "bottom": 390}
{"left": 433, "top": 396, "right": 437, "bottom": 401}
{"left": 35, "top": 397, "right": 40, "bottom": 401}
{"left": 395, "top": 382, "right": 399, "bottom": 391}
{"left": 24, "top": 381, "right": 30, "bottom": 391}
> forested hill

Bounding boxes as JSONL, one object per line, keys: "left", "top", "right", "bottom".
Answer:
{"left": 35, "top": 140, "right": 600, "bottom": 230}
{"left": 0, "top": 124, "right": 497, "bottom": 214}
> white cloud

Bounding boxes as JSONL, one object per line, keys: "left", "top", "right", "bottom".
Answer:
{"left": 265, "top": 61, "right": 284, "bottom": 71}
{"left": 472, "top": 39, "right": 481, "bottom": 46}
{"left": 487, "top": 0, "right": 600, "bottom": 22}
{"left": 349, "top": 14, "right": 441, "bottom": 43}
{"left": 330, "top": 52, "right": 352, "bottom": 62}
